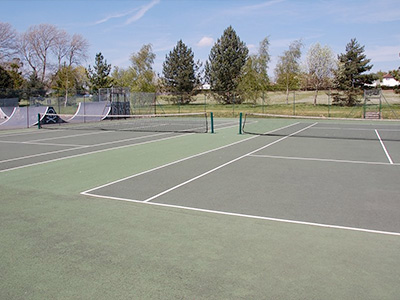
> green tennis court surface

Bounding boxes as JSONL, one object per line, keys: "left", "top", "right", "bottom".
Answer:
{"left": 1, "top": 117, "right": 399, "bottom": 299}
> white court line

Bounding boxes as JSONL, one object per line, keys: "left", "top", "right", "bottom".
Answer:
{"left": 80, "top": 121, "right": 400, "bottom": 237}
{"left": 143, "top": 123, "right": 317, "bottom": 202}
{"left": 0, "top": 121, "right": 241, "bottom": 171}
{"left": 0, "top": 129, "right": 65, "bottom": 138}
{"left": 82, "top": 191, "right": 400, "bottom": 237}
{"left": 24, "top": 130, "right": 112, "bottom": 143}
{"left": 249, "top": 154, "right": 399, "bottom": 166}
{"left": 81, "top": 135, "right": 261, "bottom": 194}
{"left": 0, "top": 132, "right": 170, "bottom": 165}
{"left": 375, "top": 129, "right": 394, "bottom": 165}
{"left": 0, "top": 139, "right": 84, "bottom": 147}
{"left": 81, "top": 122, "right": 303, "bottom": 195}
{"left": 0, "top": 132, "right": 186, "bottom": 173}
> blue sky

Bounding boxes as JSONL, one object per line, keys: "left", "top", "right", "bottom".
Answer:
{"left": 2, "top": 0, "right": 400, "bottom": 78}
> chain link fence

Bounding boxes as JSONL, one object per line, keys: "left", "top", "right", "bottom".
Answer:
{"left": 1, "top": 88, "right": 400, "bottom": 119}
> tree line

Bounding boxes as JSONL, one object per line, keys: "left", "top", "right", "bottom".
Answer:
{"left": 1, "top": 22, "right": 398, "bottom": 106}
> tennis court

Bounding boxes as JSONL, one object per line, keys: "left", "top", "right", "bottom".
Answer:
{"left": 1, "top": 115, "right": 400, "bottom": 299}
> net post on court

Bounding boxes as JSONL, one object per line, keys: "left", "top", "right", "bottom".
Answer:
{"left": 239, "top": 112, "right": 243, "bottom": 135}
{"left": 210, "top": 112, "right": 214, "bottom": 134}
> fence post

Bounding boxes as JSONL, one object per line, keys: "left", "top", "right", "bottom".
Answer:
{"left": 262, "top": 91, "right": 265, "bottom": 114}
{"left": 293, "top": 91, "right": 296, "bottom": 115}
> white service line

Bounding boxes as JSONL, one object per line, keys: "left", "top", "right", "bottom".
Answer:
{"left": 0, "top": 132, "right": 170, "bottom": 165}
{"left": 249, "top": 154, "right": 399, "bottom": 166}
{"left": 375, "top": 129, "right": 394, "bottom": 165}
{"left": 24, "top": 130, "right": 112, "bottom": 143}
{"left": 83, "top": 189, "right": 400, "bottom": 237}
{"left": 81, "top": 135, "right": 261, "bottom": 194}
{"left": 0, "top": 121, "right": 242, "bottom": 171}
{"left": 0, "top": 129, "right": 65, "bottom": 138}
{"left": 0, "top": 132, "right": 185, "bottom": 173}
{"left": 0, "top": 139, "right": 84, "bottom": 147}
{"left": 81, "top": 122, "right": 304, "bottom": 195}
{"left": 143, "top": 123, "right": 317, "bottom": 202}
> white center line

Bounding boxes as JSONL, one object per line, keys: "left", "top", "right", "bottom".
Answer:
{"left": 144, "top": 123, "right": 317, "bottom": 202}
{"left": 375, "top": 129, "right": 394, "bottom": 164}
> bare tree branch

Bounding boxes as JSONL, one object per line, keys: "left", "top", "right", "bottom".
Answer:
{"left": 0, "top": 22, "right": 18, "bottom": 63}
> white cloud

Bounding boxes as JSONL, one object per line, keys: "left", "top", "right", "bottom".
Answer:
{"left": 197, "top": 36, "right": 214, "bottom": 47}
{"left": 93, "top": 0, "right": 160, "bottom": 26}
{"left": 94, "top": 9, "right": 138, "bottom": 25}
{"left": 247, "top": 44, "right": 257, "bottom": 54}
{"left": 126, "top": 0, "right": 161, "bottom": 24}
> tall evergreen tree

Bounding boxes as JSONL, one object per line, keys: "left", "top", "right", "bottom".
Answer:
{"left": 23, "top": 71, "right": 46, "bottom": 98}
{"left": 205, "top": 26, "right": 248, "bottom": 104}
{"left": 162, "top": 40, "right": 199, "bottom": 101}
{"left": 87, "top": 52, "right": 113, "bottom": 92}
{"left": 333, "top": 38, "right": 374, "bottom": 106}
{"left": 0, "top": 66, "right": 13, "bottom": 89}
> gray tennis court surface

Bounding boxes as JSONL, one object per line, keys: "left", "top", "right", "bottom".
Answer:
{"left": 83, "top": 121, "right": 400, "bottom": 235}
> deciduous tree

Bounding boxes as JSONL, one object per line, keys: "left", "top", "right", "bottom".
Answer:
{"left": 305, "top": 43, "right": 336, "bottom": 105}
{"left": 129, "top": 44, "right": 157, "bottom": 92}
{"left": 274, "top": 39, "right": 303, "bottom": 103}
{"left": 20, "top": 24, "right": 60, "bottom": 83}
{"left": 237, "top": 37, "right": 270, "bottom": 103}
{"left": 0, "top": 22, "right": 17, "bottom": 63}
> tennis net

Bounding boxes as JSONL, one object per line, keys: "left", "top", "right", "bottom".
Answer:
{"left": 241, "top": 113, "right": 400, "bottom": 142}
{"left": 39, "top": 112, "right": 208, "bottom": 133}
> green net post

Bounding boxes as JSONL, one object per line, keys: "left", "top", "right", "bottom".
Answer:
{"left": 239, "top": 112, "right": 242, "bottom": 134}
{"left": 37, "top": 113, "right": 41, "bottom": 129}
{"left": 210, "top": 112, "right": 214, "bottom": 133}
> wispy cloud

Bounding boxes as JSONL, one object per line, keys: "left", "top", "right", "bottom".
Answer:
{"left": 93, "top": 0, "right": 160, "bottom": 26}
{"left": 225, "top": 0, "right": 285, "bottom": 16}
{"left": 240, "top": 0, "right": 285, "bottom": 12}
{"left": 94, "top": 9, "right": 139, "bottom": 25}
{"left": 126, "top": 0, "right": 160, "bottom": 25}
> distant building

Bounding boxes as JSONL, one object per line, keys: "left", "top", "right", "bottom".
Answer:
{"left": 381, "top": 73, "right": 400, "bottom": 87}
{"left": 368, "top": 73, "right": 400, "bottom": 87}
